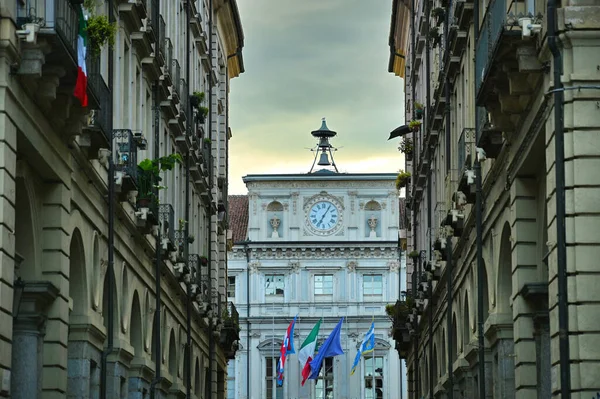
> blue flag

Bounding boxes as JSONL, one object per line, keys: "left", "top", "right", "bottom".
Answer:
{"left": 350, "top": 322, "right": 375, "bottom": 375}
{"left": 308, "top": 318, "right": 345, "bottom": 380}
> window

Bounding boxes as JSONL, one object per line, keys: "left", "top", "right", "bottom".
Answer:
{"left": 265, "top": 357, "right": 283, "bottom": 399}
{"left": 364, "top": 356, "right": 384, "bottom": 399}
{"left": 314, "top": 274, "right": 333, "bottom": 297}
{"left": 265, "top": 275, "right": 284, "bottom": 297}
{"left": 227, "top": 361, "right": 235, "bottom": 399}
{"left": 315, "top": 357, "right": 334, "bottom": 399}
{"left": 227, "top": 276, "right": 236, "bottom": 299}
{"left": 363, "top": 275, "right": 383, "bottom": 297}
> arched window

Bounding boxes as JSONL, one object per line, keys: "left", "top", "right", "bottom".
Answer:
{"left": 267, "top": 201, "right": 284, "bottom": 239}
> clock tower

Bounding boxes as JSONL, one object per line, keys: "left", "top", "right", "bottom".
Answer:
{"left": 227, "top": 120, "right": 405, "bottom": 399}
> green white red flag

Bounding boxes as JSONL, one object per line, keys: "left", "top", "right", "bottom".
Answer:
{"left": 73, "top": 6, "right": 88, "bottom": 107}
{"left": 298, "top": 319, "right": 321, "bottom": 386}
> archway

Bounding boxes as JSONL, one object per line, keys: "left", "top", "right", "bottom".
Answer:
{"left": 130, "top": 291, "right": 143, "bottom": 358}
{"left": 497, "top": 223, "right": 513, "bottom": 314}
{"left": 102, "top": 266, "right": 119, "bottom": 344}
{"left": 194, "top": 357, "right": 201, "bottom": 396}
{"left": 463, "top": 291, "right": 471, "bottom": 349}
{"left": 451, "top": 314, "right": 458, "bottom": 363}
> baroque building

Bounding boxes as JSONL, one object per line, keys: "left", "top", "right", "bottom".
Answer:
{"left": 0, "top": 0, "right": 243, "bottom": 398}
{"left": 227, "top": 121, "right": 405, "bottom": 399}
{"left": 388, "top": 0, "right": 600, "bottom": 398}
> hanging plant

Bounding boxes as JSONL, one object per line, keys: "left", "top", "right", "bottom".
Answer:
{"left": 395, "top": 170, "right": 411, "bottom": 190}
{"left": 136, "top": 153, "right": 183, "bottom": 206}
{"left": 409, "top": 120, "right": 422, "bottom": 132}
{"left": 191, "top": 91, "right": 209, "bottom": 124}
{"left": 428, "top": 27, "right": 441, "bottom": 48}
{"left": 408, "top": 250, "right": 420, "bottom": 259}
{"left": 85, "top": 15, "right": 116, "bottom": 56}
{"left": 432, "top": 7, "right": 445, "bottom": 26}
{"left": 399, "top": 138, "right": 414, "bottom": 161}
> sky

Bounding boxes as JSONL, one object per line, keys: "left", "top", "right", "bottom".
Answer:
{"left": 228, "top": 0, "right": 405, "bottom": 195}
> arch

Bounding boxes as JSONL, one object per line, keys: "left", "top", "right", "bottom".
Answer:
{"left": 144, "top": 290, "right": 152, "bottom": 352}
{"left": 441, "top": 328, "right": 446, "bottom": 377}
{"left": 194, "top": 357, "right": 201, "bottom": 396}
{"left": 91, "top": 232, "right": 101, "bottom": 310}
{"left": 121, "top": 263, "right": 130, "bottom": 333}
{"left": 168, "top": 329, "right": 177, "bottom": 377}
{"left": 481, "top": 261, "right": 490, "bottom": 323}
{"left": 451, "top": 314, "right": 458, "bottom": 363}
{"left": 15, "top": 177, "right": 38, "bottom": 280}
{"left": 364, "top": 200, "right": 382, "bottom": 211}
{"left": 130, "top": 290, "right": 143, "bottom": 358}
{"left": 463, "top": 290, "right": 471, "bottom": 348}
{"left": 102, "top": 265, "right": 119, "bottom": 342}
{"left": 497, "top": 222, "right": 512, "bottom": 314}
{"left": 69, "top": 228, "right": 88, "bottom": 315}
{"left": 151, "top": 312, "right": 158, "bottom": 363}
{"left": 266, "top": 201, "right": 283, "bottom": 211}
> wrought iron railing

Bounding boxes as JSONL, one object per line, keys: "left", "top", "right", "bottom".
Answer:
{"left": 457, "top": 127, "right": 475, "bottom": 175}
{"left": 172, "top": 59, "right": 181, "bottom": 94}
{"left": 475, "top": 0, "right": 526, "bottom": 95}
{"left": 475, "top": 107, "right": 490, "bottom": 142}
{"left": 212, "top": 287, "right": 221, "bottom": 315}
{"left": 189, "top": 253, "right": 199, "bottom": 282}
{"left": 159, "top": 204, "right": 175, "bottom": 243}
{"left": 224, "top": 302, "right": 239, "bottom": 327}
{"left": 55, "top": 0, "right": 79, "bottom": 62}
{"left": 113, "top": 129, "right": 139, "bottom": 182}
{"left": 174, "top": 228, "right": 186, "bottom": 254}
{"left": 165, "top": 38, "right": 173, "bottom": 77}
{"left": 180, "top": 78, "right": 189, "bottom": 118}
{"left": 158, "top": 16, "right": 166, "bottom": 57}
{"left": 198, "top": 257, "right": 210, "bottom": 299}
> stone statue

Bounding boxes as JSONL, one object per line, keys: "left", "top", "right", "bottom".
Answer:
{"left": 368, "top": 215, "right": 378, "bottom": 238}
{"left": 270, "top": 216, "right": 281, "bottom": 238}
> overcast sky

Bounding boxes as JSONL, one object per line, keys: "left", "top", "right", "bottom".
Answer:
{"left": 228, "top": 0, "right": 405, "bottom": 195}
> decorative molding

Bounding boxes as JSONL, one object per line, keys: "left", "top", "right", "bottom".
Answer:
{"left": 248, "top": 260, "right": 261, "bottom": 274}
{"left": 247, "top": 181, "right": 394, "bottom": 190}
{"left": 289, "top": 260, "right": 301, "bottom": 273}
{"left": 231, "top": 246, "right": 397, "bottom": 261}
{"left": 346, "top": 261, "right": 358, "bottom": 272}
{"left": 291, "top": 192, "right": 299, "bottom": 215}
{"left": 387, "top": 260, "right": 400, "bottom": 272}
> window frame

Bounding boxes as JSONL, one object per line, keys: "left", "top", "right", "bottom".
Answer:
{"left": 315, "top": 357, "right": 334, "bottom": 399}
{"left": 265, "top": 356, "right": 283, "bottom": 399}
{"left": 363, "top": 274, "right": 384, "bottom": 298}
{"left": 227, "top": 276, "right": 236, "bottom": 299}
{"left": 265, "top": 274, "right": 285, "bottom": 298}
{"left": 314, "top": 274, "right": 334, "bottom": 298}
{"left": 363, "top": 355, "right": 385, "bottom": 399}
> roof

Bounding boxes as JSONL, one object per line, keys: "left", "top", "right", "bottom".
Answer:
{"left": 243, "top": 172, "right": 397, "bottom": 183}
{"left": 228, "top": 195, "right": 249, "bottom": 244}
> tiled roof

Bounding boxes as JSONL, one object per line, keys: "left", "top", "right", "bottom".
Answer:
{"left": 228, "top": 195, "right": 249, "bottom": 244}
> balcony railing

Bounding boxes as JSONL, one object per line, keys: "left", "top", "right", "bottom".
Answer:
{"left": 180, "top": 78, "right": 189, "bottom": 118}
{"left": 189, "top": 253, "right": 199, "bottom": 282}
{"left": 159, "top": 203, "right": 175, "bottom": 244}
{"left": 158, "top": 15, "right": 166, "bottom": 55}
{"left": 86, "top": 58, "right": 111, "bottom": 140}
{"left": 164, "top": 38, "right": 173, "bottom": 77}
{"left": 172, "top": 59, "right": 181, "bottom": 95}
{"left": 457, "top": 127, "right": 475, "bottom": 176}
{"left": 113, "top": 129, "right": 139, "bottom": 183}
{"left": 475, "top": 0, "right": 526, "bottom": 96}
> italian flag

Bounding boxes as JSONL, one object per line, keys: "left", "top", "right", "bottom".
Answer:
{"left": 73, "top": 6, "right": 88, "bottom": 107}
{"left": 298, "top": 319, "right": 321, "bottom": 386}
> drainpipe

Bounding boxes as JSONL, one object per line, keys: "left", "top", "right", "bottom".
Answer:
{"left": 243, "top": 242, "right": 251, "bottom": 399}
{"left": 207, "top": 0, "right": 215, "bottom": 395}
{"left": 472, "top": 0, "right": 486, "bottom": 397}
{"left": 100, "top": 0, "right": 115, "bottom": 397}
{"left": 150, "top": 2, "right": 162, "bottom": 397}
{"left": 547, "top": 0, "right": 570, "bottom": 397}
{"left": 184, "top": 0, "right": 192, "bottom": 396}
{"left": 444, "top": 1, "right": 454, "bottom": 398}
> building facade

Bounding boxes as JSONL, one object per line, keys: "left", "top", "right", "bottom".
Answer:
{"left": 0, "top": 0, "right": 243, "bottom": 398}
{"left": 227, "top": 124, "right": 405, "bottom": 399}
{"left": 388, "top": 0, "right": 600, "bottom": 398}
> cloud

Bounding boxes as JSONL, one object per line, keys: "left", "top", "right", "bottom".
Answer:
{"left": 229, "top": 0, "right": 405, "bottom": 194}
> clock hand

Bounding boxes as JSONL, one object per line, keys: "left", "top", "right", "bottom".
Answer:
{"left": 318, "top": 205, "right": 332, "bottom": 225}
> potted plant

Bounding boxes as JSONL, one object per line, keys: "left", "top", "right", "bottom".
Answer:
{"left": 414, "top": 102, "right": 424, "bottom": 119}
{"left": 191, "top": 91, "right": 209, "bottom": 124}
{"left": 399, "top": 138, "right": 414, "bottom": 161}
{"left": 136, "top": 154, "right": 183, "bottom": 208}
{"left": 199, "top": 255, "right": 208, "bottom": 266}
{"left": 83, "top": 0, "right": 116, "bottom": 57}
{"left": 432, "top": 7, "right": 445, "bottom": 26}
{"left": 187, "top": 235, "right": 195, "bottom": 244}
{"left": 395, "top": 170, "right": 411, "bottom": 190}
{"left": 203, "top": 138, "right": 212, "bottom": 149}
{"left": 408, "top": 250, "right": 420, "bottom": 260}
{"left": 428, "top": 27, "right": 441, "bottom": 48}
{"left": 409, "top": 120, "right": 421, "bottom": 132}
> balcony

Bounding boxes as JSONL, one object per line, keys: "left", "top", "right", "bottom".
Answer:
{"left": 113, "top": 129, "right": 145, "bottom": 197}
{"left": 159, "top": 204, "right": 175, "bottom": 252}
{"left": 475, "top": 0, "right": 543, "bottom": 154}
{"left": 456, "top": 128, "right": 476, "bottom": 204}
{"left": 156, "top": 15, "right": 166, "bottom": 67}
{"left": 118, "top": 0, "right": 148, "bottom": 31}
{"left": 171, "top": 59, "right": 182, "bottom": 102}
{"left": 220, "top": 302, "right": 240, "bottom": 359}
{"left": 386, "top": 299, "right": 412, "bottom": 359}
{"left": 82, "top": 57, "right": 111, "bottom": 152}
{"left": 160, "top": 38, "right": 173, "bottom": 96}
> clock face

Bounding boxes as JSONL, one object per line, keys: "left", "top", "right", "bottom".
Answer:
{"left": 309, "top": 201, "right": 340, "bottom": 231}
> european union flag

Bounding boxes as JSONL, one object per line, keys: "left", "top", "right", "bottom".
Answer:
{"left": 350, "top": 322, "right": 375, "bottom": 375}
{"left": 308, "top": 318, "right": 345, "bottom": 380}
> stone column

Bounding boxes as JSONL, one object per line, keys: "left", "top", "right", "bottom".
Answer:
{"left": 10, "top": 281, "right": 58, "bottom": 399}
